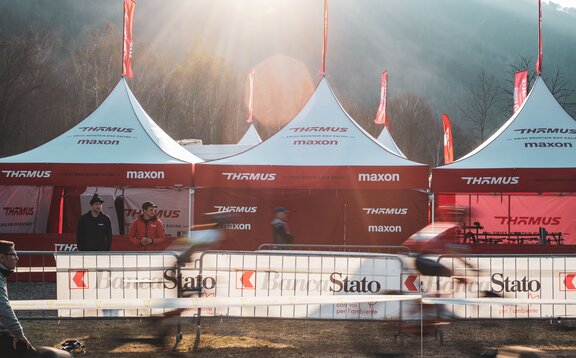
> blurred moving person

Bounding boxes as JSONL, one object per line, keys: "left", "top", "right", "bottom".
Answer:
{"left": 271, "top": 207, "right": 293, "bottom": 249}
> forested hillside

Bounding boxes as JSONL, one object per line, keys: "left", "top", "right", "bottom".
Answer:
{"left": 1, "top": 0, "right": 575, "bottom": 165}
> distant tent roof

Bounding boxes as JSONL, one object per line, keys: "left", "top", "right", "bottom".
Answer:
{"left": 196, "top": 76, "right": 429, "bottom": 190}
{"left": 376, "top": 126, "right": 405, "bottom": 158}
{"left": 0, "top": 78, "right": 202, "bottom": 187}
{"left": 182, "top": 144, "right": 256, "bottom": 161}
{"left": 432, "top": 77, "right": 576, "bottom": 193}
{"left": 237, "top": 123, "right": 262, "bottom": 145}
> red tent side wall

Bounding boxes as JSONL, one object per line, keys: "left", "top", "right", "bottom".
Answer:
{"left": 194, "top": 188, "right": 428, "bottom": 250}
{"left": 435, "top": 193, "right": 576, "bottom": 245}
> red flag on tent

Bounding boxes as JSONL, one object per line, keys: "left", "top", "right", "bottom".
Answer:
{"left": 441, "top": 113, "right": 454, "bottom": 164}
{"left": 374, "top": 70, "right": 389, "bottom": 126}
{"left": 513, "top": 70, "right": 529, "bottom": 113}
{"left": 536, "top": 0, "right": 542, "bottom": 75}
{"left": 320, "top": 0, "right": 328, "bottom": 75}
{"left": 122, "top": 0, "right": 136, "bottom": 78}
{"left": 247, "top": 70, "right": 255, "bottom": 123}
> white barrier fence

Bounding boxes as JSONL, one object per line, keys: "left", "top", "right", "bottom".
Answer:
{"left": 435, "top": 255, "right": 576, "bottom": 319}
{"left": 196, "top": 251, "right": 405, "bottom": 319}
{"left": 54, "top": 251, "right": 405, "bottom": 319}
{"left": 13, "top": 251, "right": 576, "bottom": 320}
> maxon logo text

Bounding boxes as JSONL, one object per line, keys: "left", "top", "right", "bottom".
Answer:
{"left": 126, "top": 171, "right": 165, "bottom": 179}
{"left": 357, "top": 173, "right": 400, "bottom": 182}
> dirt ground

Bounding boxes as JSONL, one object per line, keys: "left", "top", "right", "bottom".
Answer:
{"left": 21, "top": 316, "right": 576, "bottom": 357}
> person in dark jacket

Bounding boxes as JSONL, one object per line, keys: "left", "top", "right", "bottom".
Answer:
{"left": 271, "top": 207, "right": 293, "bottom": 249}
{"left": 76, "top": 194, "right": 113, "bottom": 251}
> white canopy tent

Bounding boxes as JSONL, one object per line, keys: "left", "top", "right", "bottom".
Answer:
{"left": 194, "top": 76, "right": 430, "bottom": 250}
{"left": 432, "top": 77, "right": 576, "bottom": 193}
{"left": 0, "top": 78, "right": 201, "bottom": 242}
{"left": 431, "top": 77, "right": 576, "bottom": 246}
{"left": 376, "top": 126, "right": 405, "bottom": 158}
{"left": 182, "top": 123, "right": 261, "bottom": 161}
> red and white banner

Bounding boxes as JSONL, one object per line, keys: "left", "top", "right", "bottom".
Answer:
{"left": 195, "top": 164, "right": 429, "bottom": 190}
{"left": 374, "top": 71, "right": 389, "bottom": 126}
{"left": 513, "top": 70, "right": 529, "bottom": 113}
{"left": 320, "top": 0, "right": 328, "bottom": 75}
{"left": 0, "top": 186, "right": 53, "bottom": 233}
{"left": 441, "top": 113, "right": 454, "bottom": 164}
{"left": 431, "top": 167, "right": 576, "bottom": 193}
{"left": 122, "top": 0, "right": 136, "bottom": 78}
{"left": 454, "top": 194, "right": 575, "bottom": 245}
{"left": 247, "top": 70, "right": 255, "bottom": 123}
{"left": 0, "top": 163, "right": 194, "bottom": 188}
{"left": 536, "top": 0, "right": 542, "bottom": 75}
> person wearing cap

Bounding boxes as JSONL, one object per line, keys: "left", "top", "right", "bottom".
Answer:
{"left": 128, "top": 201, "right": 166, "bottom": 250}
{"left": 271, "top": 207, "right": 294, "bottom": 249}
{"left": 76, "top": 193, "right": 113, "bottom": 251}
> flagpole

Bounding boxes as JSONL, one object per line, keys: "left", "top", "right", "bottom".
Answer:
{"left": 247, "top": 70, "right": 255, "bottom": 123}
{"left": 121, "top": 0, "right": 126, "bottom": 78}
{"left": 536, "top": 0, "right": 542, "bottom": 75}
{"left": 320, "top": 0, "right": 328, "bottom": 76}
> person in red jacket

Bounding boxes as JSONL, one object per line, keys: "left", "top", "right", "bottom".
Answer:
{"left": 128, "top": 201, "right": 166, "bottom": 250}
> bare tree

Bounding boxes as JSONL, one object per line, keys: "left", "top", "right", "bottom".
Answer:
{"left": 388, "top": 92, "right": 443, "bottom": 166}
{"left": 546, "top": 66, "right": 576, "bottom": 117}
{"left": 0, "top": 30, "right": 61, "bottom": 156}
{"left": 459, "top": 70, "right": 500, "bottom": 143}
{"left": 169, "top": 44, "right": 240, "bottom": 143}
{"left": 64, "top": 23, "right": 121, "bottom": 120}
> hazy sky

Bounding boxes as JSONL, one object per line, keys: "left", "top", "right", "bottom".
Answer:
{"left": 545, "top": 0, "right": 576, "bottom": 9}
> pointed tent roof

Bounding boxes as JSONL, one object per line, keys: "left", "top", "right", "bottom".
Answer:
{"left": 0, "top": 78, "right": 202, "bottom": 187}
{"left": 376, "top": 126, "right": 405, "bottom": 157}
{"left": 237, "top": 123, "right": 262, "bottom": 145}
{"left": 432, "top": 77, "right": 576, "bottom": 193}
{"left": 196, "top": 77, "right": 428, "bottom": 190}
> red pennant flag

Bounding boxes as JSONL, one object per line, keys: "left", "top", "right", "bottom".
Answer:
{"left": 122, "top": 0, "right": 136, "bottom": 78}
{"left": 536, "top": 0, "right": 542, "bottom": 75}
{"left": 247, "top": 70, "right": 255, "bottom": 123}
{"left": 441, "top": 113, "right": 454, "bottom": 164}
{"left": 513, "top": 70, "right": 529, "bottom": 113}
{"left": 320, "top": 0, "right": 328, "bottom": 75}
{"left": 374, "top": 71, "right": 389, "bottom": 126}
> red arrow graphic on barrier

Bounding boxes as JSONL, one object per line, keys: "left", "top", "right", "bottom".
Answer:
{"left": 564, "top": 273, "right": 576, "bottom": 290}
{"left": 240, "top": 271, "right": 255, "bottom": 289}
{"left": 72, "top": 271, "right": 87, "bottom": 288}
{"left": 404, "top": 275, "right": 418, "bottom": 292}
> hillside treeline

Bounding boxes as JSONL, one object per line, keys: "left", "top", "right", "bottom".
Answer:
{"left": 0, "top": 23, "right": 574, "bottom": 166}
